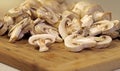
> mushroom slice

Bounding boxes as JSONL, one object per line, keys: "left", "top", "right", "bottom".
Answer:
{"left": 93, "top": 11, "right": 112, "bottom": 22}
{"left": 94, "top": 35, "right": 112, "bottom": 48}
{"left": 37, "top": 6, "right": 59, "bottom": 25}
{"left": 28, "top": 34, "right": 56, "bottom": 52}
{"left": 8, "top": 18, "right": 32, "bottom": 42}
{"left": 33, "top": 21, "right": 63, "bottom": 42}
{"left": 89, "top": 20, "right": 114, "bottom": 36}
{"left": 102, "top": 20, "right": 120, "bottom": 38}
{"left": 59, "top": 11, "right": 81, "bottom": 39}
{"left": 64, "top": 34, "right": 96, "bottom": 52}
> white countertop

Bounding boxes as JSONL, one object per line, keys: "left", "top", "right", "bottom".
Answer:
{"left": 0, "top": 63, "right": 19, "bottom": 71}
{"left": 0, "top": 63, "right": 120, "bottom": 71}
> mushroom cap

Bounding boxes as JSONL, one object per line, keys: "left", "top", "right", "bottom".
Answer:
{"left": 28, "top": 34, "right": 56, "bottom": 46}
{"left": 64, "top": 34, "right": 96, "bottom": 52}
{"left": 94, "top": 35, "right": 112, "bottom": 48}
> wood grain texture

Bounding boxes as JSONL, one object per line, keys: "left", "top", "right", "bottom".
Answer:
{"left": 0, "top": 36, "right": 120, "bottom": 71}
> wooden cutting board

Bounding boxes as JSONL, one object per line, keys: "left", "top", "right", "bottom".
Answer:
{"left": 0, "top": 0, "right": 120, "bottom": 71}
{"left": 0, "top": 36, "right": 120, "bottom": 71}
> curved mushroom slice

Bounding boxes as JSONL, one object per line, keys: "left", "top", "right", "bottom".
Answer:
{"left": 64, "top": 34, "right": 96, "bottom": 52}
{"left": 89, "top": 20, "right": 114, "bottom": 36}
{"left": 32, "top": 19, "right": 63, "bottom": 42}
{"left": 72, "top": 1, "right": 104, "bottom": 18}
{"left": 93, "top": 11, "right": 112, "bottom": 22}
{"left": 8, "top": 18, "right": 32, "bottom": 42}
{"left": 94, "top": 35, "right": 112, "bottom": 48}
{"left": 59, "top": 11, "right": 81, "bottom": 39}
{"left": 28, "top": 34, "right": 56, "bottom": 52}
{"left": 37, "top": 6, "right": 60, "bottom": 25}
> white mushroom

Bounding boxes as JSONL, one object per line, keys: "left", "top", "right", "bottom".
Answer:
{"left": 93, "top": 11, "right": 111, "bottom": 22}
{"left": 32, "top": 18, "right": 63, "bottom": 42}
{"left": 8, "top": 18, "right": 32, "bottom": 42}
{"left": 28, "top": 34, "right": 56, "bottom": 52}
{"left": 94, "top": 35, "right": 112, "bottom": 48}
{"left": 37, "top": 6, "right": 59, "bottom": 25}
{"left": 64, "top": 34, "right": 96, "bottom": 52}
{"left": 59, "top": 11, "right": 81, "bottom": 39}
{"left": 89, "top": 20, "right": 114, "bottom": 36}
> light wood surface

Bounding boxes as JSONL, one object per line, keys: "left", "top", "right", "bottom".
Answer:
{"left": 0, "top": 36, "right": 120, "bottom": 71}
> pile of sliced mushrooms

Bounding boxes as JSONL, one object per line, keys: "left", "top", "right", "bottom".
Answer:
{"left": 0, "top": 0, "right": 120, "bottom": 52}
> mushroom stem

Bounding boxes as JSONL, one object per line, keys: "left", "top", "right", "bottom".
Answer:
{"left": 36, "top": 39, "right": 49, "bottom": 52}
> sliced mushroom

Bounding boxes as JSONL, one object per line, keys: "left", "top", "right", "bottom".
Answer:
{"left": 8, "top": 18, "right": 32, "bottom": 42}
{"left": 37, "top": 6, "right": 60, "bottom": 25}
{"left": 59, "top": 11, "right": 81, "bottom": 39}
{"left": 94, "top": 35, "right": 112, "bottom": 48}
{"left": 93, "top": 11, "right": 111, "bottom": 22}
{"left": 102, "top": 20, "right": 120, "bottom": 38}
{"left": 64, "top": 34, "right": 96, "bottom": 52}
{"left": 89, "top": 20, "right": 114, "bottom": 36}
{"left": 28, "top": 34, "right": 56, "bottom": 52}
{"left": 32, "top": 18, "right": 63, "bottom": 42}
